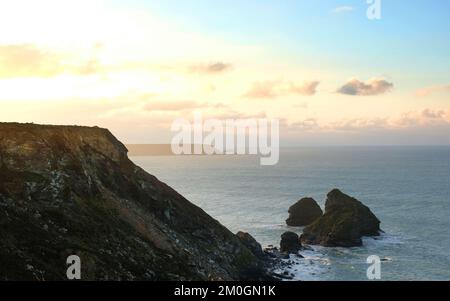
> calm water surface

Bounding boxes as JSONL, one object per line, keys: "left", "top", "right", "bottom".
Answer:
{"left": 131, "top": 146, "right": 450, "bottom": 280}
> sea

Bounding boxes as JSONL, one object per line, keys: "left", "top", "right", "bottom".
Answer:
{"left": 130, "top": 146, "right": 450, "bottom": 281}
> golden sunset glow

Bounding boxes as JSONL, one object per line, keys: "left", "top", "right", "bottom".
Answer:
{"left": 1, "top": 0, "right": 449, "bottom": 144}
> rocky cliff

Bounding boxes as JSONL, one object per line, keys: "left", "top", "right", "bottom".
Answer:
{"left": 0, "top": 123, "right": 269, "bottom": 280}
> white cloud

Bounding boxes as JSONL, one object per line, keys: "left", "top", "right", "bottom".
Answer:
{"left": 244, "top": 80, "right": 320, "bottom": 99}
{"left": 415, "top": 85, "right": 450, "bottom": 97}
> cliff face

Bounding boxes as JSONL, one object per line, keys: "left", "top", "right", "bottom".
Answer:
{"left": 0, "top": 123, "right": 266, "bottom": 280}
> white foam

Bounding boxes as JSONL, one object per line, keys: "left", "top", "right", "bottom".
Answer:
{"left": 275, "top": 233, "right": 404, "bottom": 281}
{"left": 273, "top": 250, "right": 332, "bottom": 281}
{"left": 362, "top": 232, "right": 404, "bottom": 247}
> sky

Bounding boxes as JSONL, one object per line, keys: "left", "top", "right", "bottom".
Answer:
{"left": 0, "top": 0, "right": 449, "bottom": 145}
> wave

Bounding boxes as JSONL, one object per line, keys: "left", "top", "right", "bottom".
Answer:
{"left": 273, "top": 250, "right": 332, "bottom": 281}
{"left": 275, "top": 232, "right": 403, "bottom": 281}
{"left": 362, "top": 232, "right": 405, "bottom": 247}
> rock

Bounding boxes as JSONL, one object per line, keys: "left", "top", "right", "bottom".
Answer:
{"left": 280, "top": 232, "right": 301, "bottom": 254}
{"left": 271, "top": 272, "right": 293, "bottom": 280}
{"left": 236, "top": 231, "right": 265, "bottom": 259}
{"left": 286, "top": 197, "right": 323, "bottom": 226}
{"left": 300, "top": 189, "right": 381, "bottom": 247}
{"left": 0, "top": 123, "right": 272, "bottom": 281}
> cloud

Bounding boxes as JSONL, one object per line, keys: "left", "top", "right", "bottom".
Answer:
{"left": 244, "top": 81, "right": 279, "bottom": 99}
{"left": 394, "top": 109, "right": 448, "bottom": 128}
{"left": 289, "top": 81, "right": 320, "bottom": 96}
{"left": 422, "top": 108, "right": 445, "bottom": 119}
{"left": 0, "top": 44, "right": 62, "bottom": 78}
{"left": 337, "top": 78, "right": 394, "bottom": 96}
{"left": 283, "top": 108, "right": 450, "bottom": 134}
{"left": 332, "top": 109, "right": 449, "bottom": 132}
{"left": 208, "top": 110, "right": 267, "bottom": 120}
{"left": 415, "top": 85, "right": 450, "bottom": 97}
{"left": 332, "top": 6, "right": 354, "bottom": 14}
{"left": 244, "top": 80, "right": 320, "bottom": 99}
{"left": 144, "top": 100, "right": 225, "bottom": 112}
{"left": 76, "top": 59, "right": 101, "bottom": 75}
{"left": 288, "top": 118, "right": 320, "bottom": 131}
{"left": 0, "top": 43, "right": 106, "bottom": 78}
{"left": 395, "top": 112, "right": 446, "bottom": 128}
{"left": 330, "top": 118, "right": 389, "bottom": 131}
{"left": 190, "top": 62, "right": 233, "bottom": 74}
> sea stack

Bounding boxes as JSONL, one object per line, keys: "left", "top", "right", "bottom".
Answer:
{"left": 300, "top": 189, "right": 381, "bottom": 247}
{"left": 280, "top": 232, "right": 302, "bottom": 254}
{"left": 286, "top": 197, "right": 323, "bottom": 226}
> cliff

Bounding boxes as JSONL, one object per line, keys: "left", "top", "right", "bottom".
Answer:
{"left": 0, "top": 123, "right": 268, "bottom": 280}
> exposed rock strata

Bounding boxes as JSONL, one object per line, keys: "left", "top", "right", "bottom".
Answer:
{"left": 0, "top": 123, "right": 271, "bottom": 280}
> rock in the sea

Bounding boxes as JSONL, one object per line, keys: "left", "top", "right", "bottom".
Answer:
{"left": 280, "top": 232, "right": 302, "bottom": 254}
{"left": 300, "top": 189, "right": 381, "bottom": 247}
{"left": 286, "top": 197, "right": 323, "bottom": 226}
{"left": 236, "top": 231, "right": 265, "bottom": 259}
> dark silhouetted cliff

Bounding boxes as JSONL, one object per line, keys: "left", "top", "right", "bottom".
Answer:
{"left": 0, "top": 123, "right": 269, "bottom": 280}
